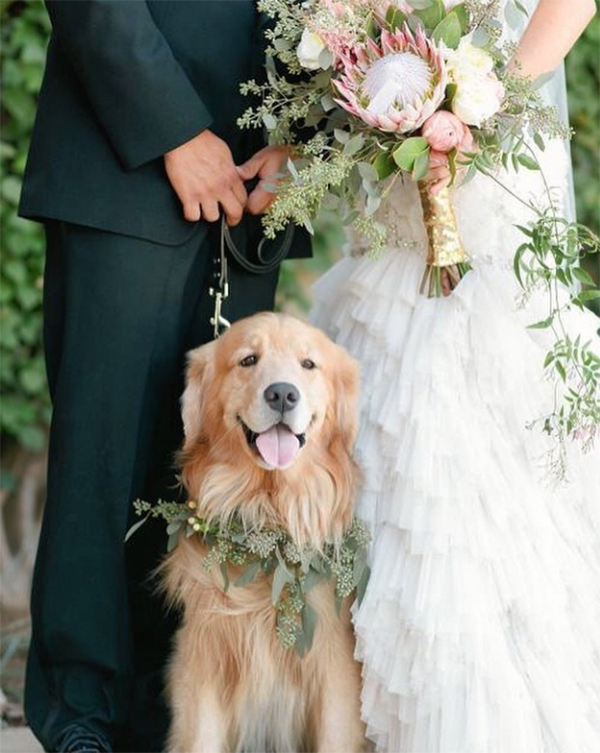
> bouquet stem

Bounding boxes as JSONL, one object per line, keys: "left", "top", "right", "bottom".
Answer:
{"left": 418, "top": 183, "right": 471, "bottom": 297}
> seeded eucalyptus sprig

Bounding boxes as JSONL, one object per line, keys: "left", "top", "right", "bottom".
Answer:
{"left": 129, "top": 499, "right": 371, "bottom": 655}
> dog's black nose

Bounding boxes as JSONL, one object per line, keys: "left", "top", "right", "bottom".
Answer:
{"left": 264, "top": 382, "right": 300, "bottom": 413}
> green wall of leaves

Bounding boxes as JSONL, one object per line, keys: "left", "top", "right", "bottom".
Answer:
{"left": 1, "top": 0, "right": 599, "bottom": 454}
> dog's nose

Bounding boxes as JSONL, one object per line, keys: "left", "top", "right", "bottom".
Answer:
{"left": 264, "top": 382, "right": 300, "bottom": 413}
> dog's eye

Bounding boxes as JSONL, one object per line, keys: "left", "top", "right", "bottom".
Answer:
{"left": 239, "top": 354, "right": 258, "bottom": 368}
{"left": 301, "top": 358, "right": 317, "bottom": 370}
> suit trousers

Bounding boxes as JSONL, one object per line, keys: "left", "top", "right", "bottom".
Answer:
{"left": 25, "top": 220, "right": 279, "bottom": 752}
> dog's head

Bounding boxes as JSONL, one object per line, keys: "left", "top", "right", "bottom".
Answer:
{"left": 179, "top": 313, "right": 360, "bottom": 542}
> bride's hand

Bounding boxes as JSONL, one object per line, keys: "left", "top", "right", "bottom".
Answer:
{"left": 423, "top": 150, "right": 452, "bottom": 196}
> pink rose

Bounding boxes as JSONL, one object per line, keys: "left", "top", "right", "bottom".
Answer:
{"left": 458, "top": 123, "right": 475, "bottom": 154}
{"left": 422, "top": 111, "right": 465, "bottom": 153}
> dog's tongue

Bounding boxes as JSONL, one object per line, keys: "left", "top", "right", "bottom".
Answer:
{"left": 255, "top": 424, "right": 300, "bottom": 469}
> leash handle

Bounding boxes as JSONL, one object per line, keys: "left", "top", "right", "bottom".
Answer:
{"left": 221, "top": 216, "right": 294, "bottom": 275}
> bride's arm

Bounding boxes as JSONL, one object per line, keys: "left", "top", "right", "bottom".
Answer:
{"left": 508, "top": 0, "right": 596, "bottom": 78}
{"left": 425, "top": 0, "right": 596, "bottom": 193}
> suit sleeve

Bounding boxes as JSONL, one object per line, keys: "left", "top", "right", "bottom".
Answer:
{"left": 46, "top": 0, "right": 214, "bottom": 170}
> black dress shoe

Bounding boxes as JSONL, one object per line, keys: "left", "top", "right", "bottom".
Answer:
{"left": 56, "top": 725, "right": 112, "bottom": 753}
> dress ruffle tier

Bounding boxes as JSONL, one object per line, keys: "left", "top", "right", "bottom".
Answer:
{"left": 311, "top": 177, "right": 600, "bottom": 752}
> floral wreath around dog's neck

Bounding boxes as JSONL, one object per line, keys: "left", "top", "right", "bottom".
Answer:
{"left": 130, "top": 498, "right": 370, "bottom": 655}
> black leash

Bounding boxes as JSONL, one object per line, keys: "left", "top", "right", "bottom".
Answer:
{"left": 209, "top": 217, "right": 294, "bottom": 339}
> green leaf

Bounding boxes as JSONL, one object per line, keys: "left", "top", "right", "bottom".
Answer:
{"left": 301, "top": 603, "right": 318, "bottom": 652}
{"left": 431, "top": 12, "right": 462, "bottom": 49}
{"left": 414, "top": 0, "right": 445, "bottom": 31}
{"left": 166, "top": 520, "right": 182, "bottom": 536}
{"left": 393, "top": 137, "right": 429, "bottom": 171}
{"left": 514, "top": 0, "right": 529, "bottom": 17}
{"left": 573, "top": 267, "right": 596, "bottom": 287}
{"left": 533, "top": 132, "right": 546, "bottom": 152}
{"left": 555, "top": 361, "right": 567, "bottom": 382}
{"left": 412, "top": 148, "right": 430, "bottom": 181}
{"left": 450, "top": 3, "right": 469, "bottom": 33}
{"left": 303, "top": 567, "right": 328, "bottom": 592}
{"left": 386, "top": 6, "right": 408, "bottom": 30}
{"left": 578, "top": 290, "right": 600, "bottom": 302}
{"left": 513, "top": 243, "right": 529, "bottom": 288}
{"left": 271, "top": 556, "right": 294, "bottom": 605}
{"left": 344, "top": 133, "right": 365, "bottom": 156}
{"left": 373, "top": 151, "right": 397, "bottom": 180}
{"left": 517, "top": 153, "right": 540, "bottom": 170}
{"left": 352, "top": 546, "right": 368, "bottom": 589}
{"left": 407, "top": 0, "right": 435, "bottom": 9}
{"left": 356, "top": 565, "right": 370, "bottom": 605}
{"left": 447, "top": 148, "right": 458, "bottom": 185}
{"left": 125, "top": 515, "right": 149, "bottom": 543}
{"left": 515, "top": 225, "right": 534, "bottom": 238}
{"left": 234, "top": 560, "right": 263, "bottom": 587}
{"left": 444, "top": 82, "right": 458, "bottom": 107}
{"left": 220, "top": 560, "right": 230, "bottom": 591}
{"left": 543, "top": 352, "right": 555, "bottom": 369}
{"left": 358, "top": 161, "right": 379, "bottom": 183}
{"left": 528, "top": 316, "right": 554, "bottom": 329}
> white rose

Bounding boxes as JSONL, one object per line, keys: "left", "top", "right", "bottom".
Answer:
{"left": 445, "top": 38, "right": 495, "bottom": 82}
{"left": 297, "top": 28, "right": 326, "bottom": 71}
{"left": 451, "top": 75, "right": 504, "bottom": 126}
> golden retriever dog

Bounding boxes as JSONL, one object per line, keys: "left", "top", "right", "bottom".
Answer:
{"left": 160, "top": 312, "right": 365, "bottom": 753}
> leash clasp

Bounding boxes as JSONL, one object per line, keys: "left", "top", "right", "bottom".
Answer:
{"left": 209, "top": 284, "right": 231, "bottom": 339}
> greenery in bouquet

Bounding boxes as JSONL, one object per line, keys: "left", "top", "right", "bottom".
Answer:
{"left": 238, "top": 0, "right": 600, "bottom": 465}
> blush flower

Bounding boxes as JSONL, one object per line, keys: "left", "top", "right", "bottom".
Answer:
{"left": 334, "top": 24, "right": 447, "bottom": 133}
{"left": 422, "top": 111, "right": 465, "bottom": 153}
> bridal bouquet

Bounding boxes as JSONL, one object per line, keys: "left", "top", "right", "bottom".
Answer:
{"left": 241, "top": 0, "right": 567, "bottom": 290}
{"left": 239, "top": 0, "right": 600, "bottom": 462}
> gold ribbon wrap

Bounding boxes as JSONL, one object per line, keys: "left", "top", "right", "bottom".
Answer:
{"left": 418, "top": 182, "right": 471, "bottom": 297}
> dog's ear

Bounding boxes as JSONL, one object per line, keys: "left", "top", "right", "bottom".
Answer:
{"left": 181, "top": 340, "right": 218, "bottom": 447}
{"left": 332, "top": 344, "right": 360, "bottom": 451}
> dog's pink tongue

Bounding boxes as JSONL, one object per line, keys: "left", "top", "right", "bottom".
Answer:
{"left": 255, "top": 424, "right": 300, "bottom": 469}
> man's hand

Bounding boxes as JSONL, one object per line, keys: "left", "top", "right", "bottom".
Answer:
{"left": 237, "top": 146, "right": 290, "bottom": 215}
{"left": 164, "top": 130, "right": 248, "bottom": 225}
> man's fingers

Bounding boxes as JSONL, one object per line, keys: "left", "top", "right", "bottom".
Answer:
{"left": 199, "top": 199, "right": 220, "bottom": 223}
{"left": 220, "top": 192, "right": 245, "bottom": 227}
{"left": 183, "top": 201, "right": 201, "bottom": 222}
{"left": 231, "top": 174, "right": 249, "bottom": 207}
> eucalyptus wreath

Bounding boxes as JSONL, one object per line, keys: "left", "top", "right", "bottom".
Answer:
{"left": 129, "top": 499, "right": 371, "bottom": 655}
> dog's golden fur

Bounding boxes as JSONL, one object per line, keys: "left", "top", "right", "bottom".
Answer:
{"left": 160, "top": 313, "right": 366, "bottom": 753}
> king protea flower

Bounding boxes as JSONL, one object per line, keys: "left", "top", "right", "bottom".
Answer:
{"left": 334, "top": 24, "right": 447, "bottom": 133}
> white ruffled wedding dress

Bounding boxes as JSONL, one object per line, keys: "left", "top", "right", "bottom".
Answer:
{"left": 310, "top": 6, "right": 600, "bottom": 751}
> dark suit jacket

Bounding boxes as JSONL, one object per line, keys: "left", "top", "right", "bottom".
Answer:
{"left": 19, "top": 0, "right": 311, "bottom": 256}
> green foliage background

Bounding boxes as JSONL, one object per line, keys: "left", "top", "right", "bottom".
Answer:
{"left": 1, "top": 0, "right": 599, "bottom": 455}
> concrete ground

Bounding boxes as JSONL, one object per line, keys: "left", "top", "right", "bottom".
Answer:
{"left": 1, "top": 727, "right": 43, "bottom": 752}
